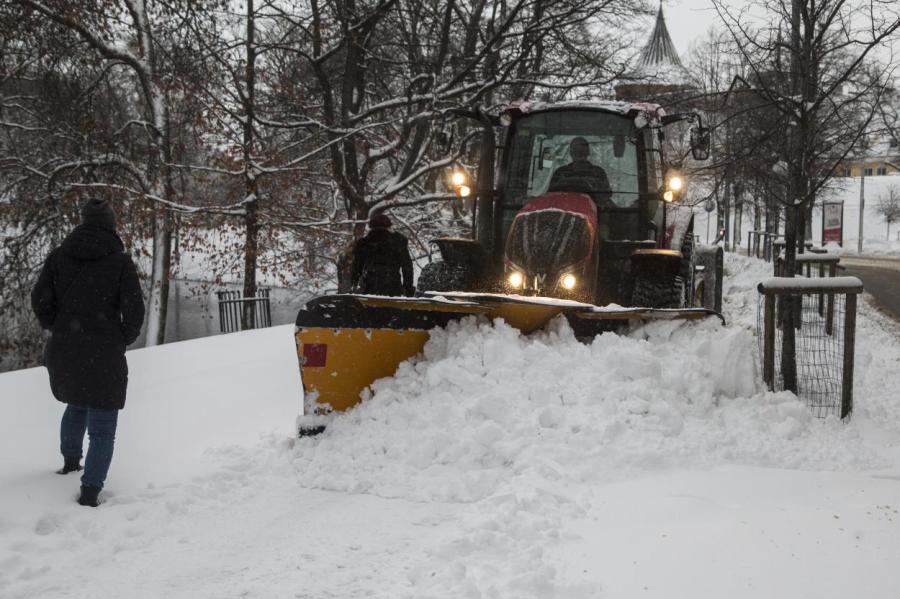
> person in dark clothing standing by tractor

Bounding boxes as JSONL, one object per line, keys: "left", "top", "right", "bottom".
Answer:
{"left": 31, "top": 198, "right": 145, "bottom": 507}
{"left": 351, "top": 214, "right": 415, "bottom": 296}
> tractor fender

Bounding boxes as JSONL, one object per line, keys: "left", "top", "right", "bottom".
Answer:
{"left": 695, "top": 244, "right": 724, "bottom": 312}
{"left": 630, "top": 248, "right": 682, "bottom": 276}
{"left": 420, "top": 238, "right": 491, "bottom": 293}
{"left": 431, "top": 237, "right": 488, "bottom": 269}
{"left": 663, "top": 207, "right": 694, "bottom": 250}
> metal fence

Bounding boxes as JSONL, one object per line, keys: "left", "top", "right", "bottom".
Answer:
{"left": 757, "top": 278, "right": 863, "bottom": 419}
{"left": 746, "top": 230, "right": 777, "bottom": 262}
{"left": 216, "top": 288, "right": 272, "bottom": 333}
{"left": 775, "top": 253, "right": 840, "bottom": 278}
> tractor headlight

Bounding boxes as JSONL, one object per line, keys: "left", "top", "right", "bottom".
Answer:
{"left": 508, "top": 271, "right": 524, "bottom": 288}
{"left": 449, "top": 170, "right": 471, "bottom": 198}
{"left": 560, "top": 273, "right": 577, "bottom": 290}
{"left": 663, "top": 190, "right": 674, "bottom": 202}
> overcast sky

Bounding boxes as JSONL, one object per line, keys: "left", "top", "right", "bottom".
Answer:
{"left": 659, "top": 0, "right": 898, "bottom": 62}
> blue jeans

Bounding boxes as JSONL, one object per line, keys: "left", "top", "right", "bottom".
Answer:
{"left": 60, "top": 405, "right": 119, "bottom": 489}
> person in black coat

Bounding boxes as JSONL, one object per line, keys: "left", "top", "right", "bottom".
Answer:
{"left": 350, "top": 214, "right": 415, "bottom": 296}
{"left": 548, "top": 136, "right": 613, "bottom": 208}
{"left": 31, "top": 198, "right": 145, "bottom": 507}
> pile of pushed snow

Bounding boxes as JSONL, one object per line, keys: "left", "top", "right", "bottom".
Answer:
{"left": 292, "top": 313, "right": 878, "bottom": 503}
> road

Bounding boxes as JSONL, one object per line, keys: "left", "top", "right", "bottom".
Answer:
{"left": 840, "top": 255, "right": 900, "bottom": 321}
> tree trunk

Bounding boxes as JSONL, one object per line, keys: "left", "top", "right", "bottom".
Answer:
{"left": 723, "top": 180, "right": 731, "bottom": 250}
{"left": 145, "top": 100, "right": 174, "bottom": 347}
{"left": 780, "top": 204, "right": 799, "bottom": 393}
{"left": 242, "top": 199, "right": 259, "bottom": 328}
{"left": 804, "top": 199, "right": 814, "bottom": 242}
{"left": 145, "top": 210, "right": 172, "bottom": 346}
{"left": 241, "top": 0, "right": 259, "bottom": 330}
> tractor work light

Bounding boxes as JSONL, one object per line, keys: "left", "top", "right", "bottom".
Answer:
{"left": 669, "top": 175, "right": 683, "bottom": 191}
{"left": 508, "top": 271, "right": 524, "bottom": 288}
{"left": 451, "top": 171, "right": 467, "bottom": 187}
{"left": 561, "top": 273, "right": 577, "bottom": 290}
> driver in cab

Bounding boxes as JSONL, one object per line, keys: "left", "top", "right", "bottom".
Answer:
{"left": 547, "top": 137, "right": 613, "bottom": 209}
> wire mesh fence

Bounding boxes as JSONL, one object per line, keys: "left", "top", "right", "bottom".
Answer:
{"left": 756, "top": 278, "right": 862, "bottom": 420}
{"left": 757, "top": 293, "right": 847, "bottom": 417}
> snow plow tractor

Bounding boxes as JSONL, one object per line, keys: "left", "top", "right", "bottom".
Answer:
{"left": 295, "top": 100, "right": 724, "bottom": 434}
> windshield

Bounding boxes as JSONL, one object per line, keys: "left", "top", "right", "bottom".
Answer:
{"left": 501, "top": 111, "right": 641, "bottom": 236}
{"left": 501, "top": 110, "right": 643, "bottom": 243}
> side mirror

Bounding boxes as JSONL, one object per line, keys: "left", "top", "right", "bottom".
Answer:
{"left": 690, "top": 126, "right": 711, "bottom": 161}
{"left": 613, "top": 135, "right": 626, "bottom": 158}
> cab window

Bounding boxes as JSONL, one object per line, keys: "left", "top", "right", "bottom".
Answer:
{"left": 501, "top": 110, "right": 641, "bottom": 239}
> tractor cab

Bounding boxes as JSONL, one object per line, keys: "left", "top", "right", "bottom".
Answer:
{"left": 498, "top": 104, "right": 663, "bottom": 249}
{"left": 495, "top": 103, "right": 671, "bottom": 304}
{"left": 422, "top": 100, "right": 712, "bottom": 308}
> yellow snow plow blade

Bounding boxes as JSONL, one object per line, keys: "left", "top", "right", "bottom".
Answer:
{"left": 295, "top": 294, "right": 722, "bottom": 427}
{"left": 297, "top": 326, "right": 432, "bottom": 412}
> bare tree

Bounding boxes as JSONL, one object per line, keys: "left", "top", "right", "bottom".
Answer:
{"left": 712, "top": 0, "right": 900, "bottom": 392}
{"left": 876, "top": 185, "right": 900, "bottom": 238}
{"left": 1, "top": 0, "right": 652, "bottom": 368}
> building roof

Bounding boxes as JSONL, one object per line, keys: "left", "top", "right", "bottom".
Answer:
{"left": 620, "top": 4, "right": 693, "bottom": 89}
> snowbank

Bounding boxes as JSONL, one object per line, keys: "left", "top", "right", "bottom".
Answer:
{"left": 293, "top": 316, "right": 875, "bottom": 506}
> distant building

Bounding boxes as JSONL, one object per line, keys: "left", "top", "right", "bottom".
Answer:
{"left": 835, "top": 135, "right": 900, "bottom": 177}
{"left": 614, "top": 5, "right": 696, "bottom": 106}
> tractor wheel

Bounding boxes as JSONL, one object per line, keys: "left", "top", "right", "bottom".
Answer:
{"left": 416, "top": 261, "right": 472, "bottom": 293}
{"left": 632, "top": 272, "right": 685, "bottom": 309}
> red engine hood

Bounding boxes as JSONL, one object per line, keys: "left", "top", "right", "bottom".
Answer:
{"left": 517, "top": 192, "right": 597, "bottom": 223}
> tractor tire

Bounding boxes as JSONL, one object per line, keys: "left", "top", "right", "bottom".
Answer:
{"left": 632, "top": 272, "right": 685, "bottom": 309}
{"left": 416, "top": 261, "right": 472, "bottom": 293}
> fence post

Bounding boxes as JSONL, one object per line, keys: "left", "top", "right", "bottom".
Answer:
{"left": 763, "top": 293, "right": 776, "bottom": 390}
{"left": 842, "top": 293, "right": 857, "bottom": 419}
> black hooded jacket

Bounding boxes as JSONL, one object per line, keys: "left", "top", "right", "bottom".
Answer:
{"left": 31, "top": 224, "right": 145, "bottom": 410}
{"left": 350, "top": 228, "right": 414, "bottom": 296}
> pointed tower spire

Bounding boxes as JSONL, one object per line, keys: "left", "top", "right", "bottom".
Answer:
{"left": 638, "top": 3, "right": 684, "bottom": 69}
{"left": 614, "top": 2, "right": 695, "bottom": 102}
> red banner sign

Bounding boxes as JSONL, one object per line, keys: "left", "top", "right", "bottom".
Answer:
{"left": 822, "top": 202, "right": 843, "bottom": 245}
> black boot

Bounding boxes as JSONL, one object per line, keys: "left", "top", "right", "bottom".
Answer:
{"left": 77, "top": 485, "right": 101, "bottom": 507}
{"left": 56, "top": 456, "right": 82, "bottom": 475}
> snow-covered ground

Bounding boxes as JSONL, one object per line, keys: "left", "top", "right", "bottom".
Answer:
{"left": 2, "top": 253, "right": 900, "bottom": 598}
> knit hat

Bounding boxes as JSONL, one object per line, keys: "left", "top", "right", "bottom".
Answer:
{"left": 80, "top": 198, "right": 117, "bottom": 231}
{"left": 369, "top": 213, "right": 392, "bottom": 229}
